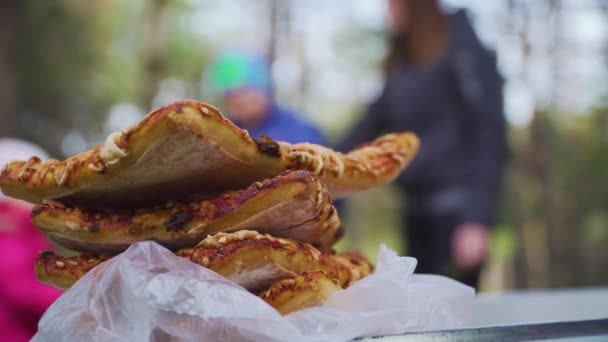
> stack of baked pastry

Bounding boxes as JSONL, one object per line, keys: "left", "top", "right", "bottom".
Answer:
{"left": 0, "top": 100, "right": 419, "bottom": 315}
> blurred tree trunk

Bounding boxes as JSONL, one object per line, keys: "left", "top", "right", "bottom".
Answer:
{"left": 268, "top": 0, "right": 290, "bottom": 87}
{"left": 537, "top": 113, "right": 557, "bottom": 286}
{"left": 506, "top": 0, "right": 540, "bottom": 289}
{"left": 0, "top": 0, "right": 24, "bottom": 137}
{"left": 544, "top": 0, "right": 559, "bottom": 288}
{"left": 140, "top": 0, "right": 168, "bottom": 110}
{"left": 268, "top": 0, "right": 279, "bottom": 66}
{"left": 526, "top": 111, "right": 552, "bottom": 288}
{"left": 509, "top": 162, "right": 528, "bottom": 288}
{"left": 545, "top": 0, "right": 582, "bottom": 287}
{"left": 504, "top": 0, "right": 526, "bottom": 289}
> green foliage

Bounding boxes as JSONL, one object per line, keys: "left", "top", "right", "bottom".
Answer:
{"left": 20, "top": 1, "right": 97, "bottom": 107}
{"left": 491, "top": 225, "right": 516, "bottom": 260}
{"left": 337, "top": 186, "right": 404, "bottom": 261}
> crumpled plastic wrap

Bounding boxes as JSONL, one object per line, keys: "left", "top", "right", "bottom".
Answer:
{"left": 33, "top": 241, "right": 474, "bottom": 342}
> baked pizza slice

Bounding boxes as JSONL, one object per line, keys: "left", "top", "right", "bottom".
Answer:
{"left": 31, "top": 171, "right": 339, "bottom": 254}
{"left": 36, "top": 231, "right": 371, "bottom": 293}
{"left": 259, "top": 271, "right": 342, "bottom": 315}
{"left": 1, "top": 100, "right": 418, "bottom": 208}
{"left": 35, "top": 252, "right": 111, "bottom": 291}
{"left": 259, "top": 252, "right": 373, "bottom": 315}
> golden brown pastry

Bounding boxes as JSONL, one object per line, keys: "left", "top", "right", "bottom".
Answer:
{"left": 31, "top": 171, "right": 340, "bottom": 254}
{"left": 280, "top": 133, "right": 418, "bottom": 199}
{"left": 259, "top": 271, "right": 342, "bottom": 315}
{"left": 177, "top": 231, "right": 324, "bottom": 292}
{"left": 36, "top": 231, "right": 371, "bottom": 292}
{"left": 258, "top": 252, "right": 372, "bottom": 315}
{"left": 35, "top": 252, "right": 111, "bottom": 291}
{"left": 335, "top": 251, "right": 373, "bottom": 282}
{"left": 0, "top": 100, "right": 419, "bottom": 208}
{"left": 177, "top": 231, "right": 370, "bottom": 292}
{"left": 320, "top": 251, "right": 372, "bottom": 288}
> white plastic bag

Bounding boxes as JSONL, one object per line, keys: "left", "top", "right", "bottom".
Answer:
{"left": 34, "top": 242, "right": 474, "bottom": 342}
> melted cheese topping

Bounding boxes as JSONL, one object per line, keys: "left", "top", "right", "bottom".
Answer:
{"left": 199, "top": 230, "right": 265, "bottom": 248}
{"left": 197, "top": 230, "right": 322, "bottom": 261}
{"left": 64, "top": 221, "right": 84, "bottom": 231}
{"left": 56, "top": 161, "right": 74, "bottom": 186}
{"left": 17, "top": 157, "right": 39, "bottom": 181}
{"left": 100, "top": 132, "right": 128, "bottom": 166}
{"left": 87, "top": 163, "right": 104, "bottom": 172}
{"left": 287, "top": 143, "right": 345, "bottom": 177}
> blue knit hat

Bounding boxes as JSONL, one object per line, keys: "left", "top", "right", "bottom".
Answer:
{"left": 206, "top": 50, "right": 272, "bottom": 95}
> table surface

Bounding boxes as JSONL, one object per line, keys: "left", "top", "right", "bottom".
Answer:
{"left": 472, "top": 287, "right": 608, "bottom": 326}
{"left": 364, "top": 287, "right": 608, "bottom": 342}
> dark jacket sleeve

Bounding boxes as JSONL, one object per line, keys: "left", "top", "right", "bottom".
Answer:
{"left": 452, "top": 48, "right": 507, "bottom": 226}
{"left": 336, "top": 87, "right": 388, "bottom": 153}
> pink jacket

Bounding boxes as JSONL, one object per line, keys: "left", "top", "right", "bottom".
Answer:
{"left": 0, "top": 201, "right": 62, "bottom": 341}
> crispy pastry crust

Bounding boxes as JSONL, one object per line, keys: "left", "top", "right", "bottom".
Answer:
{"left": 176, "top": 231, "right": 323, "bottom": 291}
{"left": 1, "top": 101, "right": 288, "bottom": 207}
{"left": 36, "top": 231, "right": 371, "bottom": 292}
{"left": 280, "top": 132, "right": 419, "bottom": 198}
{"left": 259, "top": 271, "right": 342, "bottom": 315}
{"left": 335, "top": 251, "right": 373, "bottom": 281}
{"left": 1, "top": 100, "right": 418, "bottom": 207}
{"left": 31, "top": 171, "right": 340, "bottom": 254}
{"left": 320, "top": 251, "right": 372, "bottom": 288}
{"left": 178, "top": 232, "right": 370, "bottom": 291}
{"left": 259, "top": 252, "right": 372, "bottom": 315}
{"left": 35, "top": 252, "right": 110, "bottom": 291}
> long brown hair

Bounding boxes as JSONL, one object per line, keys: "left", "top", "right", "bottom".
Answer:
{"left": 383, "top": 0, "right": 448, "bottom": 77}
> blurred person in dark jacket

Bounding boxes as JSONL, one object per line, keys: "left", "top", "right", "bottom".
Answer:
{"left": 206, "top": 50, "right": 326, "bottom": 145}
{"left": 0, "top": 138, "right": 62, "bottom": 341}
{"left": 338, "top": 0, "right": 507, "bottom": 288}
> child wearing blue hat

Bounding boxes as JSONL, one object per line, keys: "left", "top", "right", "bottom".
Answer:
{"left": 206, "top": 51, "right": 326, "bottom": 145}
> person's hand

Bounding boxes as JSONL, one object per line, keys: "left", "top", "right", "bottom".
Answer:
{"left": 451, "top": 222, "right": 490, "bottom": 270}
